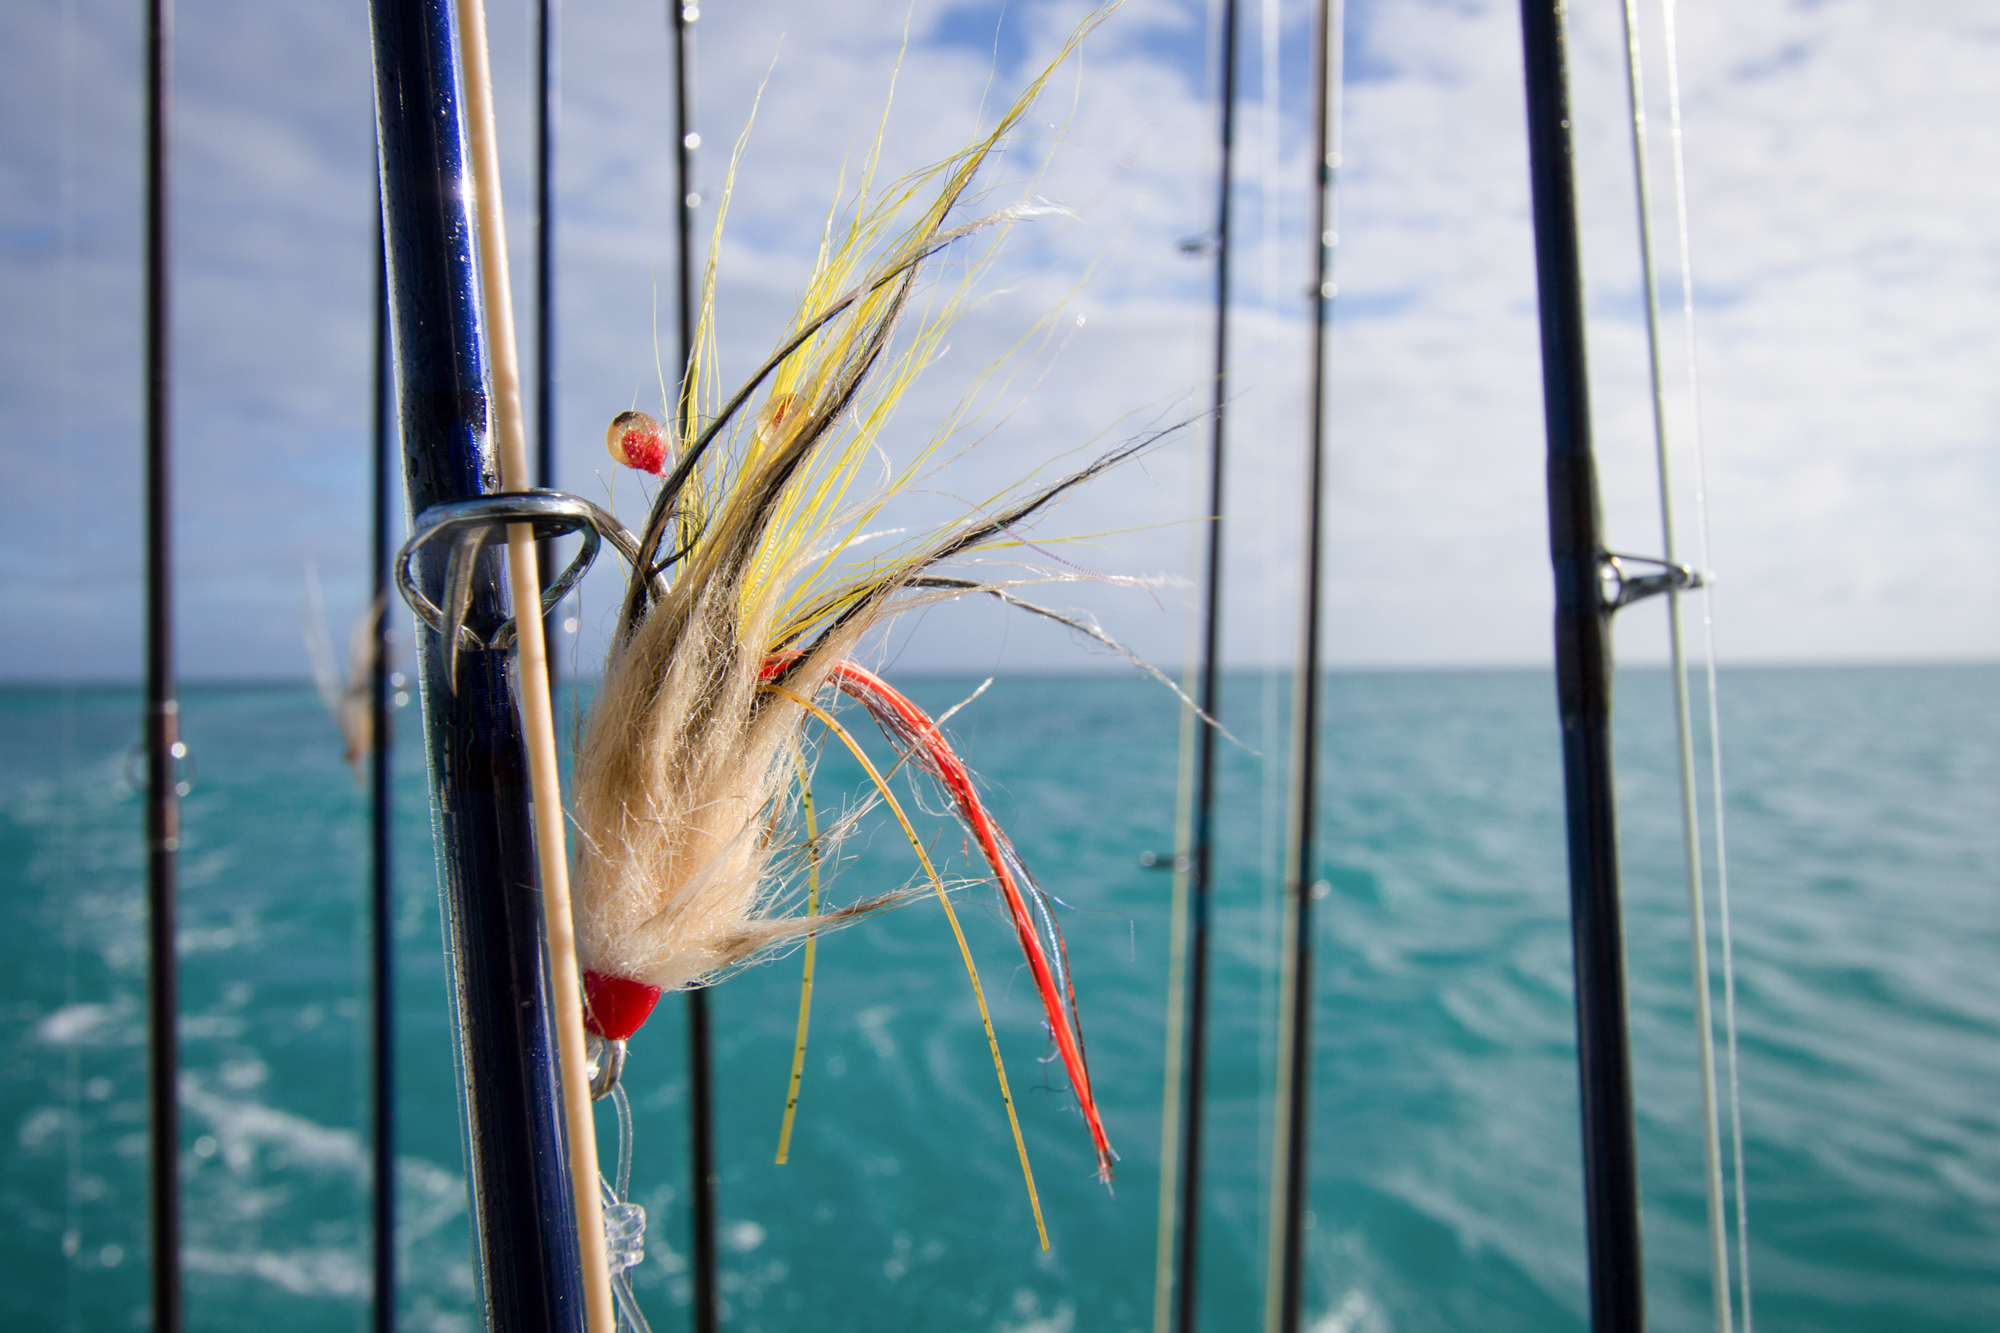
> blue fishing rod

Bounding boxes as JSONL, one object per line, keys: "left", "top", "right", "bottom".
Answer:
{"left": 368, "top": 1, "right": 586, "bottom": 1327}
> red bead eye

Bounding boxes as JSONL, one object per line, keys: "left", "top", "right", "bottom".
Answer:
{"left": 606, "top": 409, "right": 669, "bottom": 476}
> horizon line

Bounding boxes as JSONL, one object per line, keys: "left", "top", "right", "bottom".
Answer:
{"left": 5, "top": 655, "right": 1997, "bottom": 691}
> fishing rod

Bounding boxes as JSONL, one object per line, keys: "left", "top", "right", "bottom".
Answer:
{"left": 536, "top": 0, "right": 560, "bottom": 680}
{"left": 1163, "top": 0, "right": 1240, "bottom": 1327}
{"left": 368, "top": 208, "right": 397, "bottom": 1333}
{"left": 668, "top": 3, "right": 721, "bottom": 1329}
{"left": 1518, "top": 2, "right": 1686, "bottom": 1328}
{"left": 144, "top": 0, "right": 183, "bottom": 1327}
{"left": 368, "top": 1, "right": 586, "bottom": 1327}
{"left": 1264, "top": 0, "right": 1342, "bottom": 1328}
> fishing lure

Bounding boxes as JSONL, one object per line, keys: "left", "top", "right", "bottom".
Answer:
{"left": 567, "top": 12, "right": 1146, "bottom": 1230}
{"left": 302, "top": 561, "right": 388, "bottom": 774}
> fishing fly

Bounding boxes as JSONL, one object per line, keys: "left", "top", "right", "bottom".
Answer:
{"left": 561, "top": 9, "right": 1169, "bottom": 1247}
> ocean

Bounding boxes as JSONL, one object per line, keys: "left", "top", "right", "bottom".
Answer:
{"left": 2, "top": 665, "right": 1996, "bottom": 1331}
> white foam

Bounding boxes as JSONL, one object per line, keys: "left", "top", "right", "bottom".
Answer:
{"left": 1311, "top": 1290, "right": 1390, "bottom": 1333}
{"left": 184, "top": 1246, "right": 370, "bottom": 1299}
{"left": 36, "top": 1001, "right": 124, "bottom": 1046}
{"left": 182, "top": 1077, "right": 365, "bottom": 1176}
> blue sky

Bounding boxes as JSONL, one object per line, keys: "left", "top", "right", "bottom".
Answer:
{"left": 1, "top": 0, "right": 1995, "bottom": 681}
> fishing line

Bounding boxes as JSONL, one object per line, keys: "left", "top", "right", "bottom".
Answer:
{"left": 57, "top": 2, "right": 84, "bottom": 1323}
{"left": 602, "top": 1083, "right": 652, "bottom": 1333}
{"left": 1615, "top": 3, "right": 1731, "bottom": 1329}
{"left": 1657, "top": 1, "right": 1754, "bottom": 1324}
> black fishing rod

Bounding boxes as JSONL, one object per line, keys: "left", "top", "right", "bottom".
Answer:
{"left": 144, "top": 0, "right": 182, "bottom": 1328}
{"left": 368, "top": 210, "right": 397, "bottom": 1333}
{"left": 537, "top": 0, "right": 557, "bottom": 491}
{"left": 669, "top": 4, "right": 720, "bottom": 1330}
{"left": 536, "top": 0, "right": 560, "bottom": 680}
{"left": 1174, "top": 0, "right": 1239, "bottom": 1327}
{"left": 1517, "top": 2, "right": 1646, "bottom": 1329}
{"left": 368, "top": 1, "right": 585, "bottom": 1328}
{"left": 1268, "top": 1, "right": 1341, "bottom": 1328}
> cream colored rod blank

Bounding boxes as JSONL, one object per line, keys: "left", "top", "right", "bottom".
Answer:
{"left": 454, "top": 1, "right": 616, "bottom": 1329}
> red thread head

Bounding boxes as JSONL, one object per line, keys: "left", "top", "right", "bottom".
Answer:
{"left": 582, "top": 969, "right": 663, "bottom": 1042}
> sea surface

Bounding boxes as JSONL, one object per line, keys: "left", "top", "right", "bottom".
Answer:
{"left": 2, "top": 665, "right": 1996, "bottom": 1331}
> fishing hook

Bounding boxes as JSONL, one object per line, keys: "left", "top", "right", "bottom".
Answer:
{"left": 585, "top": 1031, "right": 626, "bottom": 1101}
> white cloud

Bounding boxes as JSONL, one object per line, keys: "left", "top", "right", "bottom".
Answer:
{"left": 0, "top": 0, "right": 1992, "bottom": 679}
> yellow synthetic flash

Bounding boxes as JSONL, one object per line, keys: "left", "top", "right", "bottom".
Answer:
{"left": 765, "top": 683, "right": 1049, "bottom": 1251}
{"left": 776, "top": 746, "right": 821, "bottom": 1165}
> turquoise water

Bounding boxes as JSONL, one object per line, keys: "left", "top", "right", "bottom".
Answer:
{"left": 3, "top": 666, "right": 1997, "bottom": 1330}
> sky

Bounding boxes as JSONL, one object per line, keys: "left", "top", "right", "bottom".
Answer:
{"left": 0, "top": 0, "right": 1995, "bottom": 682}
